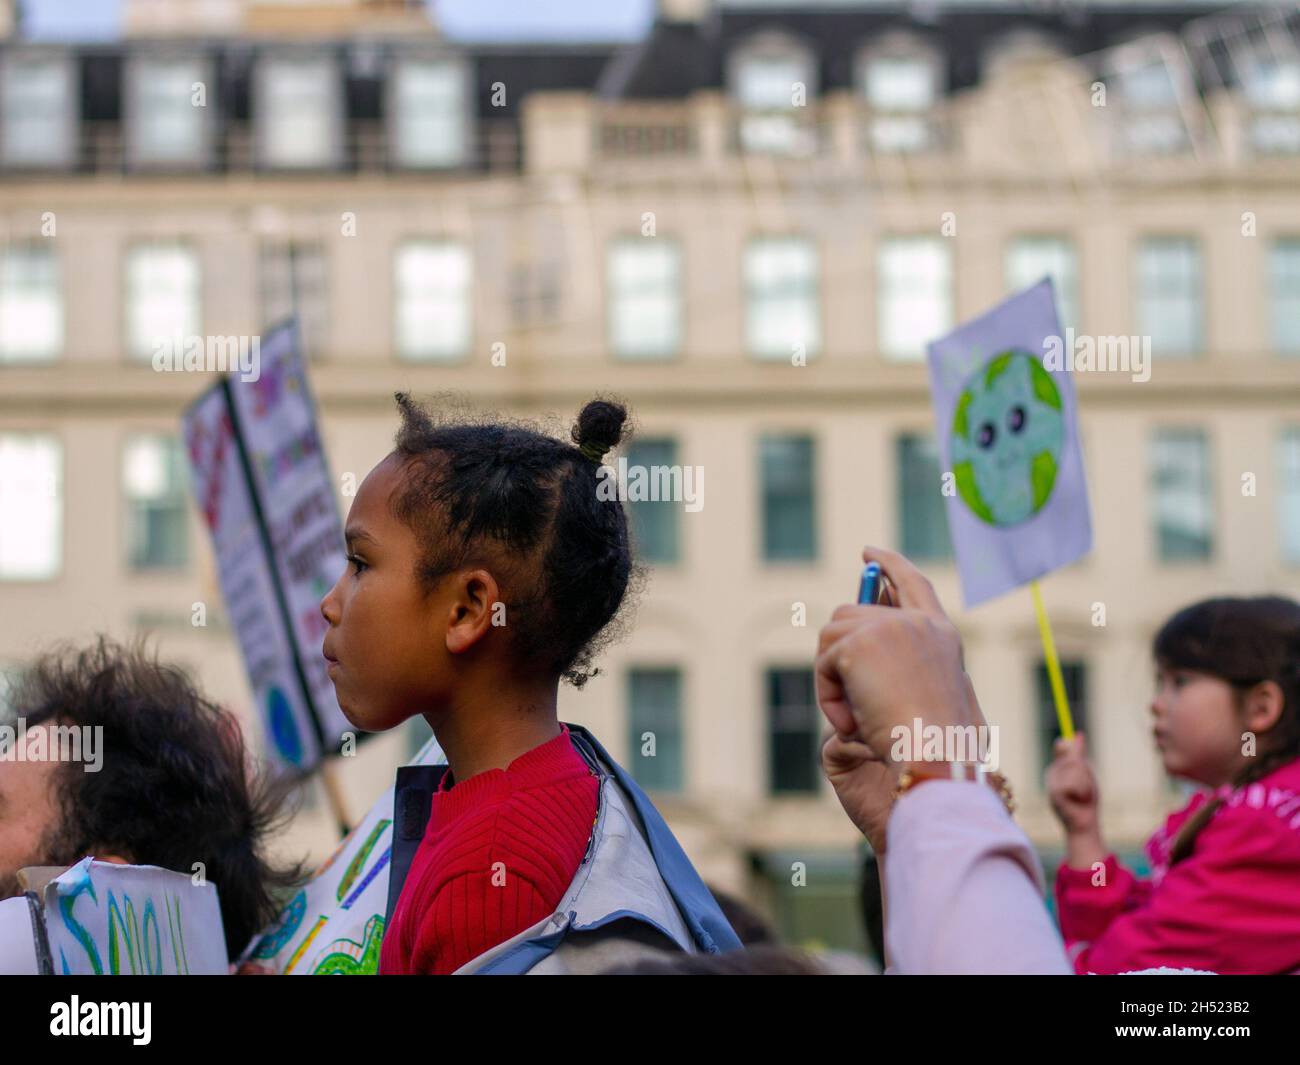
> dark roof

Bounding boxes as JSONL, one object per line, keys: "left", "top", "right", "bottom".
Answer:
{"left": 600, "top": 4, "right": 1246, "bottom": 98}
{"left": 7, "top": 38, "right": 619, "bottom": 124}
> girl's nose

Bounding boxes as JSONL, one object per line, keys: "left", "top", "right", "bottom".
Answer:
{"left": 320, "top": 578, "right": 342, "bottom": 626}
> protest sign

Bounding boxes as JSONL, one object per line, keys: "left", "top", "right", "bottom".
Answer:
{"left": 226, "top": 322, "right": 351, "bottom": 749}
{"left": 926, "top": 278, "right": 1093, "bottom": 609}
{"left": 241, "top": 734, "right": 446, "bottom": 975}
{"left": 0, "top": 859, "right": 228, "bottom": 975}
{"left": 182, "top": 318, "right": 350, "bottom": 775}
{"left": 0, "top": 895, "right": 40, "bottom": 975}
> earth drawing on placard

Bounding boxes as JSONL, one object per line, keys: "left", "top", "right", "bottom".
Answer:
{"left": 950, "top": 350, "right": 1064, "bottom": 527}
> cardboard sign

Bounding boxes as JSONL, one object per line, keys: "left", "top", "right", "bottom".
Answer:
{"left": 0, "top": 860, "right": 228, "bottom": 975}
{"left": 926, "top": 280, "right": 1093, "bottom": 607}
{"left": 242, "top": 735, "right": 446, "bottom": 975}
{"left": 0, "top": 895, "right": 40, "bottom": 975}
{"left": 182, "top": 318, "right": 350, "bottom": 773}
{"left": 226, "top": 323, "right": 351, "bottom": 749}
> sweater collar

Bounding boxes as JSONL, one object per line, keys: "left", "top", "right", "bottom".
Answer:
{"left": 431, "top": 724, "right": 584, "bottom": 819}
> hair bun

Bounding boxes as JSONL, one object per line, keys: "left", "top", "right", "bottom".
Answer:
{"left": 572, "top": 398, "right": 629, "bottom": 463}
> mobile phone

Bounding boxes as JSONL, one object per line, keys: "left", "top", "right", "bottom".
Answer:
{"left": 857, "top": 562, "right": 885, "bottom": 605}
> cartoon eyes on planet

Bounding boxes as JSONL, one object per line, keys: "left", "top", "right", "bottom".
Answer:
{"left": 974, "top": 404, "right": 1029, "bottom": 450}
{"left": 951, "top": 351, "right": 1065, "bottom": 528}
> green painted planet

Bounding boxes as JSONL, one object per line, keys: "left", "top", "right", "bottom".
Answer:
{"left": 950, "top": 350, "right": 1064, "bottom": 527}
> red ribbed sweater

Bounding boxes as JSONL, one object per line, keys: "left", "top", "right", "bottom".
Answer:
{"left": 379, "top": 726, "right": 600, "bottom": 975}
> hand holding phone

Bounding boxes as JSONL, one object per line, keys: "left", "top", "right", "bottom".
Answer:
{"left": 856, "top": 562, "right": 891, "bottom": 606}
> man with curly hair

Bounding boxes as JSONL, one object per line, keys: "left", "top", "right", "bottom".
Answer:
{"left": 0, "top": 639, "right": 303, "bottom": 958}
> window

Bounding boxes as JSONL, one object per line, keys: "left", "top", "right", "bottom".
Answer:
{"left": 1271, "top": 238, "right": 1300, "bottom": 355}
{"left": 256, "top": 55, "right": 341, "bottom": 169}
{"left": 767, "top": 668, "right": 819, "bottom": 794}
{"left": 0, "top": 53, "right": 76, "bottom": 168}
{"left": 394, "top": 241, "right": 471, "bottom": 360}
{"left": 761, "top": 434, "right": 816, "bottom": 562}
{"left": 123, "top": 436, "right": 189, "bottom": 570}
{"left": 862, "top": 52, "right": 938, "bottom": 153}
{"left": 897, "top": 434, "right": 952, "bottom": 562}
{"left": 745, "top": 237, "right": 820, "bottom": 360}
{"left": 0, "top": 434, "right": 61, "bottom": 580}
{"left": 1281, "top": 429, "right": 1300, "bottom": 565}
{"left": 1006, "top": 236, "right": 1079, "bottom": 333}
{"left": 127, "top": 54, "right": 209, "bottom": 168}
{"left": 625, "top": 438, "right": 680, "bottom": 565}
{"left": 730, "top": 38, "right": 817, "bottom": 155}
{"left": 1115, "top": 55, "right": 1189, "bottom": 156}
{"left": 1151, "top": 428, "right": 1213, "bottom": 562}
{"left": 125, "top": 243, "right": 201, "bottom": 360}
{"left": 1242, "top": 53, "right": 1300, "bottom": 156}
{"left": 607, "top": 239, "right": 681, "bottom": 360}
{"left": 1136, "top": 237, "right": 1202, "bottom": 357}
{"left": 878, "top": 237, "right": 952, "bottom": 360}
{"left": 628, "top": 668, "right": 684, "bottom": 793}
{"left": 390, "top": 58, "right": 469, "bottom": 169}
{"left": 260, "top": 242, "right": 328, "bottom": 358}
{"left": 1035, "top": 660, "right": 1088, "bottom": 776}
{"left": 0, "top": 244, "right": 62, "bottom": 363}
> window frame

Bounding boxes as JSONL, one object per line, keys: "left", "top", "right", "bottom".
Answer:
{"left": 124, "top": 48, "right": 215, "bottom": 171}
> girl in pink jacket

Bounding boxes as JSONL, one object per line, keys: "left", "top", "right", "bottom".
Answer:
{"left": 1047, "top": 595, "right": 1300, "bottom": 975}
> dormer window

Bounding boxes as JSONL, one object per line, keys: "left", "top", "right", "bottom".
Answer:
{"left": 858, "top": 39, "right": 941, "bottom": 154}
{"left": 255, "top": 53, "right": 343, "bottom": 169}
{"left": 388, "top": 56, "right": 470, "bottom": 169}
{"left": 126, "top": 52, "right": 213, "bottom": 169}
{"left": 1109, "top": 38, "right": 1191, "bottom": 157}
{"left": 1241, "top": 52, "right": 1300, "bottom": 156}
{"left": 728, "top": 32, "right": 818, "bottom": 156}
{"left": 0, "top": 51, "right": 77, "bottom": 169}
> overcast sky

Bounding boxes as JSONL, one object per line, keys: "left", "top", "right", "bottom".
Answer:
{"left": 19, "top": 0, "right": 656, "bottom": 42}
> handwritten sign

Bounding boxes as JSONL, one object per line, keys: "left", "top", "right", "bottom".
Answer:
{"left": 182, "top": 319, "right": 351, "bottom": 773}
{"left": 13, "top": 859, "right": 229, "bottom": 976}
{"left": 926, "top": 280, "right": 1093, "bottom": 607}
{"left": 242, "top": 735, "right": 446, "bottom": 974}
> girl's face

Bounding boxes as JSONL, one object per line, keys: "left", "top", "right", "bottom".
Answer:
{"left": 1150, "top": 665, "right": 1248, "bottom": 786}
{"left": 320, "top": 453, "right": 448, "bottom": 733}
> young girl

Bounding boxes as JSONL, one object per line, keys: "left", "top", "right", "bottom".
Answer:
{"left": 1048, "top": 596, "right": 1300, "bottom": 974}
{"left": 319, "top": 394, "right": 738, "bottom": 974}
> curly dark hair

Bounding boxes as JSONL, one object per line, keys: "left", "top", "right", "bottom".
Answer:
{"left": 389, "top": 392, "right": 638, "bottom": 687}
{"left": 6, "top": 638, "right": 305, "bottom": 956}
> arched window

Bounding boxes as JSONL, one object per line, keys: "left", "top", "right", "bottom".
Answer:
{"left": 854, "top": 32, "right": 942, "bottom": 154}
{"left": 727, "top": 29, "right": 819, "bottom": 156}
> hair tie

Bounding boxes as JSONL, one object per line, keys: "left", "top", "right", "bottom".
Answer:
{"left": 579, "top": 441, "right": 607, "bottom": 465}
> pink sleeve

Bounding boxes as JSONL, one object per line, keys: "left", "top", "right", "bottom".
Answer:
{"left": 1065, "top": 806, "right": 1300, "bottom": 975}
{"left": 883, "top": 780, "right": 1070, "bottom": 975}
{"left": 1054, "top": 853, "right": 1151, "bottom": 958}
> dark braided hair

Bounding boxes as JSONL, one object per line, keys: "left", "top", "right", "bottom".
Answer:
{"left": 390, "top": 392, "right": 636, "bottom": 687}
{"left": 1156, "top": 597, "right": 1300, "bottom": 865}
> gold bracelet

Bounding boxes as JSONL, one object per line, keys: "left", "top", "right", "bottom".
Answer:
{"left": 895, "top": 762, "right": 1016, "bottom": 816}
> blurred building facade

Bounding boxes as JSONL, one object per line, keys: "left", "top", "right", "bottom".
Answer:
{"left": 1, "top": 0, "right": 1298, "bottom": 950}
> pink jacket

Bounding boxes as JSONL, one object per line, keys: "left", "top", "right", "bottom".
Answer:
{"left": 1055, "top": 757, "right": 1300, "bottom": 975}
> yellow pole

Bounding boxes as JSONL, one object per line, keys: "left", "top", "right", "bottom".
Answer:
{"left": 1031, "top": 579, "right": 1075, "bottom": 740}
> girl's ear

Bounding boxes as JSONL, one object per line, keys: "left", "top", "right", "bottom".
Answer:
{"left": 1242, "top": 679, "right": 1285, "bottom": 736}
{"left": 444, "top": 568, "right": 500, "bottom": 656}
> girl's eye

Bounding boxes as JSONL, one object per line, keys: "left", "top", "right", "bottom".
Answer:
{"left": 347, "top": 554, "right": 368, "bottom": 575}
{"left": 977, "top": 422, "right": 996, "bottom": 449}
{"left": 1007, "top": 405, "right": 1027, "bottom": 433}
